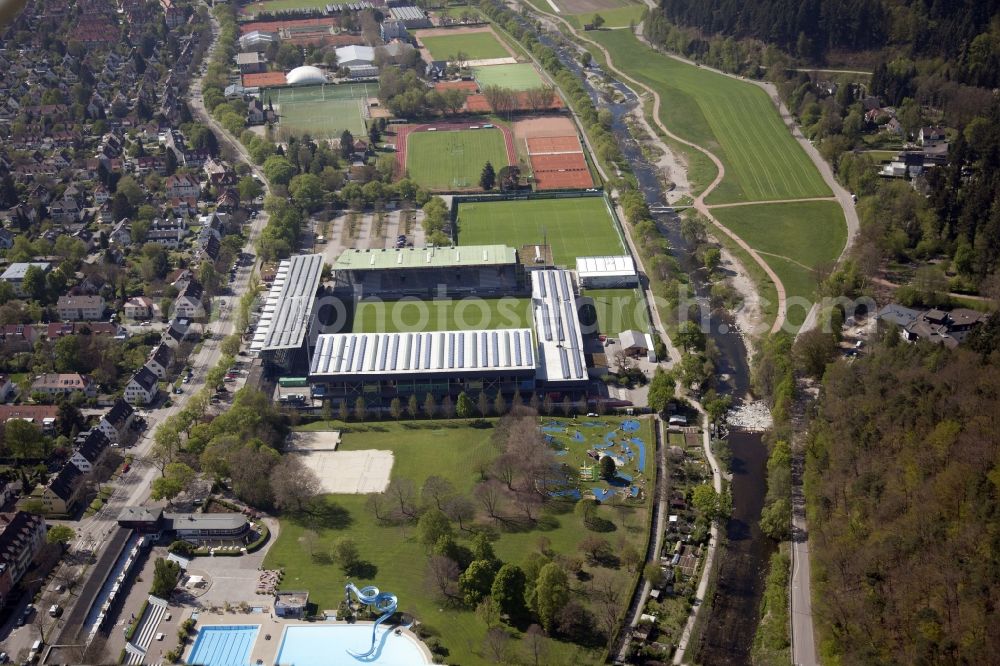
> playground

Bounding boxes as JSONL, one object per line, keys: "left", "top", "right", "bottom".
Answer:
{"left": 263, "top": 82, "right": 376, "bottom": 138}
{"left": 541, "top": 417, "right": 650, "bottom": 502}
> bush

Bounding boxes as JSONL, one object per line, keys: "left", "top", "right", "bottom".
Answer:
{"left": 168, "top": 540, "right": 196, "bottom": 557}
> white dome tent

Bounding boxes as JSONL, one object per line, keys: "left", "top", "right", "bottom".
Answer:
{"left": 285, "top": 65, "right": 327, "bottom": 86}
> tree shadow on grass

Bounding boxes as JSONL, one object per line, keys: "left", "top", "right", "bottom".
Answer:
{"left": 298, "top": 500, "right": 353, "bottom": 530}
{"left": 344, "top": 561, "right": 378, "bottom": 579}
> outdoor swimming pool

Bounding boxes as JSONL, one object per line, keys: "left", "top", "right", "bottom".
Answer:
{"left": 187, "top": 625, "right": 259, "bottom": 666}
{"left": 275, "top": 624, "right": 431, "bottom": 665}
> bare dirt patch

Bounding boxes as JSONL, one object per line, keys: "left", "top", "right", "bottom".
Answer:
{"left": 287, "top": 432, "right": 394, "bottom": 494}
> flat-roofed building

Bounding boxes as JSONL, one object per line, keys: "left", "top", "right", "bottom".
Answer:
{"left": 310, "top": 328, "right": 536, "bottom": 408}
{"left": 531, "top": 269, "right": 588, "bottom": 388}
{"left": 164, "top": 512, "right": 250, "bottom": 542}
{"left": 575, "top": 255, "right": 638, "bottom": 288}
{"left": 333, "top": 245, "right": 521, "bottom": 297}
{"left": 250, "top": 254, "right": 325, "bottom": 372}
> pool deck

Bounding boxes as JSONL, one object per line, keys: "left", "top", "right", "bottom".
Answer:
{"left": 183, "top": 611, "right": 433, "bottom": 665}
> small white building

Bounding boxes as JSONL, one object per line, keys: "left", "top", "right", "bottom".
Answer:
{"left": 124, "top": 296, "right": 155, "bottom": 320}
{"left": 335, "top": 45, "right": 375, "bottom": 68}
{"left": 576, "top": 256, "right": 638, "bottom": 288}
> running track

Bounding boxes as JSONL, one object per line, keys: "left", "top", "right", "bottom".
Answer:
{"left": 394, "top": 122, "right": 517, "bottom": 179}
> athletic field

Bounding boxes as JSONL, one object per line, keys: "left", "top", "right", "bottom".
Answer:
{"left": 352, "top": 297, "right": 532, "bottom": 333}
{"left": 421, "top": 31, "right": 510, "bottom": 61}
{"left": 473, "top": 64, "right": 545, "bottom": 91}
{"left": 406, "top": 129, "right": 510, "bottom": 190}
{"left": 263, "top": 82, "right": 376, "bottom": 138}
{"left": 456, "top": 196, "right": 624, "bottom": 267}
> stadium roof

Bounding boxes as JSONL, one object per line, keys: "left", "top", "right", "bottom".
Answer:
{"left": 311, "top": 329, "right": 536, "bottom": 377}
{"left": 251, "top": 254, "right": 325, "bottom": 353}
{"left": 531, "top": 270, "right": 588, "bottom": 384}
{"left": 575, "top": 255, "right": 637, "bottom": 278}
{"left": 286, "top": 65, "right": 327, "bottom": 85}
{"left": 333, "top": 245, "right": 517, "bottom": 271}
{"left": 390, "top": 6, "right": 426, "bottom": 20}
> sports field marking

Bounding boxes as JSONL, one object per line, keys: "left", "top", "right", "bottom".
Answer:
{"left": 264, "top": 82, "right": 376, "bottom": 138}
{"left": 421, "top": 31, "right": 511, "bottom": 61}
{"left": 473, "top": 63, "right": 546, "bottom": 91}
{"left": 456, "top": 197, "right": 623, "bottom": 267}
{"left": 405, "top": 128, "right": 511, "bottom": 190}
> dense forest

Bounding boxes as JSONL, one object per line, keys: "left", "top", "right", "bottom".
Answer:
{"left": 804, "top": 317, "right": 1000, "bottom": 662}
{"left": 657, "top": 0, "right": 1000, "bottom": 83}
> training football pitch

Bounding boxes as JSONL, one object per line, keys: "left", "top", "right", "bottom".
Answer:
{"left": 352, "top": 297, "right": 532, "bottom": 333}
{"left": 590, "top": 30, "right": 831, "bottom": 204}
{"left": 456, "top": 196, "right": 625, "bottom": 267}
{"left": 406, "top": 129, "right": 510, "bottom": 190}
{"left": 263, "top": 82, "right": 376, "bottom": 138}
{"left": 584, "top": 288, "right": 650, "bottom": 336}
{"left": 473, "top": 63, "right": 546, "bottom": 91}
{"left": 420, "top": 31, "right": 510, "bottom": 61}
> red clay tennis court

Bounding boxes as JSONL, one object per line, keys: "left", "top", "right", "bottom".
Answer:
{"left": 526, "top": 136, "right": 582, "bottom": 153}
{"left": 529, "top": 152, "right": 593, "bottom": 189}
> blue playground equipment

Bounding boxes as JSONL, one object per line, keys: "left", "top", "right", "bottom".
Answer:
{"left": 344, "top": 582, "right": 398, "bottom": 658}
{"left": 621, "top": 419, "right": 641, "bottom": 433}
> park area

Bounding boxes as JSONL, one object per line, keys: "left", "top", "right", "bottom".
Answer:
{"left": 474, "top": 63, "right": 546, "bottom": 91}
{"left": 352, "top": 297, "right": 532, "bottom": 333}
{"left": 263, "top": 82, "right": 376, "bottom": 139}
{"left": 264, "top": 415, "right": 653, "bottom": 666}
{"left": 455, "top": 196, "right": 624, "bottom": 267}
{"left": 420, "top": 29, "right": 512, "bottom": 61}
{"left": 712, "top": 200, "right": 846, "bottom": 328}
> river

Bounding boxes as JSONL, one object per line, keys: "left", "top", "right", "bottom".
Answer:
{"left": 516, "top": 15, "right": 772, "bottom": 663}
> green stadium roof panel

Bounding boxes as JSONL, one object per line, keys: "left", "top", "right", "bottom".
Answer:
{"left": 333, "top": 245, "right": 517, "bottom": 271}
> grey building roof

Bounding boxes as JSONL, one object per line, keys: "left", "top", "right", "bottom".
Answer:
{"left": 876, "top": 303, "right": 921, "bottom": 328}
{"left": 531, "top": 270, "right": 587, "bottom": 384}
{"left": 1, "top": 262, "right": 50, "bottom": 280}
{"left": 251, "top": 254, "right": 324, "bottom": 352}
{"left": 311, "top": 328, "right": 536, "bottom": 377}
{"left": 164, "top": 513, "right": 248, "bottom": 532}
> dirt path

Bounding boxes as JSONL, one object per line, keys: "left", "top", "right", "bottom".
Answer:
{"left": 707, "top": 196, "right": 837, "bottom": 209}
{"left": 871, "top": 275, "right": 996, "bottom": 303}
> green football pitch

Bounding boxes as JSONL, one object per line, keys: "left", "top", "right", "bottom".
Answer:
{"left": 406, "top": 129, "right": 510, "bottom": 190}
{"left": 473, "top": 63, "right": 546, "bottom": 91}
{"left": 590, "top": 30, "right": 831, "bottom": 204}
{"left": 420, "top": 31, "right": 510, "bottom": 61}
{"left": 352, "top": 298, "right": 532, "bottom": 333}
{"left": 263, "top": 83, "right": 376, "bottom": 138}
{"left": 455, "top": 197, "right": 625, "bottom": 267}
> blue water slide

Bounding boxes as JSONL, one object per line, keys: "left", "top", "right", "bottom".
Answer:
{"left": 344, "top": 582, "right": 398, "bottom": 659}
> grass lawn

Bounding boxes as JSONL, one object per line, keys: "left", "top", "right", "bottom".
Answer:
{"left": 421, "top": 31, "right": 510, "bottom": 61}
{"left": 241, "top": 0, "right": 328, "bottom": 12}
{"left": 456, "top": 197, "right": 624, "bottom": 267}
{"left": 473, "top": 63, "right": 546, "bottom": 90}
{"left": 583, "top": 288, "right": 650, "bottom": 336}
{"left": 265, "top": 417, "right": 654, "bottom": 666}
{"left": 565, "top": 5, "right": 647, "bottom": 28}
{"left": 406, "top": 129, "right": 510, "bottom": 190}
{"left": 589, "top": 30, "right": 831, "bottom": 205}
{"left": 712, "top": 200, "right": 846, "bottom": 329}
{"left": 352, "top": 297, "right": 532, "bottom": 333}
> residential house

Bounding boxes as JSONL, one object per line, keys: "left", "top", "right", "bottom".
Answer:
{"left": 124, "top": 296, "right": 154, "bottom": 320}
{"left": 56, "top": 295, "right": 106, "bottom": 321}
{"left": 163, "top": 319, "right": 194, "bottom": 348}
{"left": 0, "top": 405, "right": 58, "bottom": 434}
{"left": 160, "top": 0, "right": 185, "bottom": 29}
{"left": 46, "top": 322, "right": 124, "bottom": 339}
{"left": 0, "top": 262, "right": 51, "bottom": 296}
{"left": 0, "top": 512, "right": 47, "bottom": 609}
{"left": 0, "top": 374, "right": 15, "bottom": 403}
{"left": 31, "top": 373, "right": 98, "bottom": 399}
{"left": 919, "top": 126, "right": 947, "bottom": 145}
{"left": 0, "top": 324, "right": 39, "bottom": 353}
{"left": 216, "top": 189, "right": 239, "bottom": 213}
{"left": 164, "top": 173, "right": 200, "bottom": 200}
{"left": 245, "top": 98, "right": 275, "bottom": 126}
{"left": 203, "top": 158, "right": 233, "bottom": 187}
{"left": 20, "top": 464, "right": 85, "bottom": 515}
{"left": 0, "top": 228, "right": 14, "bottom": 250}
{"left": 145, "top": 344, "right": 174, "bottom": 380}
{"left": 98, "top": 399, "right": 135, "bottom": 445}
{"left": 167, "top": 197, "right": 198, "bottom": 217}
{"left": 425, "top": 60, "right": 447, "bottom": 80}
{"left": 124, "top": 367, "right": 159, "bottom": 405}
{"left": 174, "top": 279, "right": 204, "bottom": 318}
{"left": 69, "top": 430, "right": 111, "bottom": 474}
{"left": 380, "top": 18, "right": 407, "bottom": 40}
{"left": 147, "top": 217, "right": 189, "bottom": 249}
{"left": 877, "top": 303, "right": 989, "bottom": 348}
{"left": 93, "top": 184, "right": 110, "bottom": 205}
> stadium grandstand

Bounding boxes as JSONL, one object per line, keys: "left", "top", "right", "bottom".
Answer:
{"left": 250, "top": 254, "right": 325, "bottom": 372}
{"left": 531, "top": 269, "right": 588, "bottom": 388}
{"left": 332, "top": 245, "right": 524, "bottom": 297}
{"left": 309, "top": 329, "right": 537, "bottom": 407}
